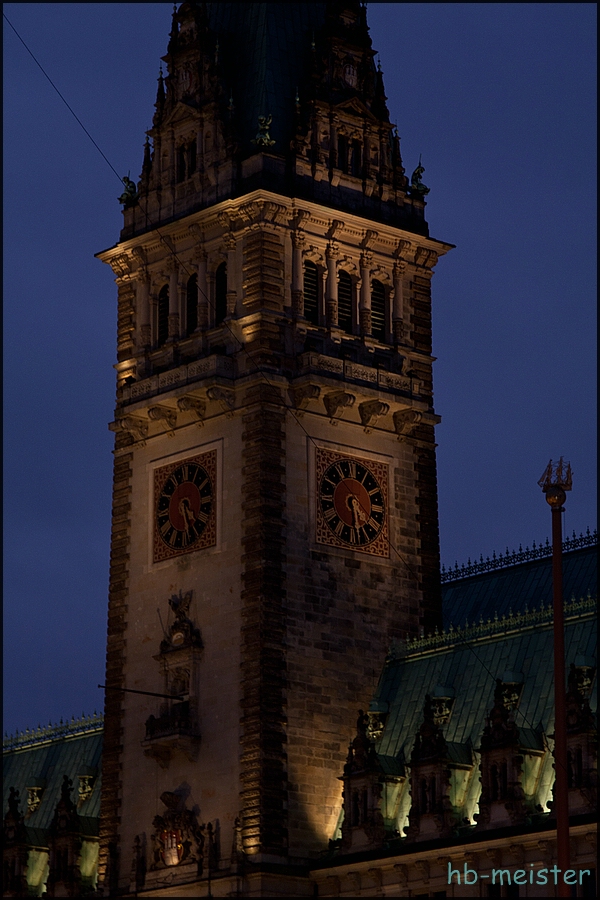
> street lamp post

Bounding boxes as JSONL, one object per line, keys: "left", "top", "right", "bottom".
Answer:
{"left": 538, "top": 457, "right": 572, "bottom": 898}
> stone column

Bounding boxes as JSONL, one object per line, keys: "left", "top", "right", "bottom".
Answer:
{"left": 359, "top": 252, "right": 372, "bottom": 336}
{"left": 326, "top": 244, "right": 339, "bottom": 328}
{"left": 225, "top": 236, "right": 237, "bottom": 316}
{"left": 168, "top": 265, "right": 179, "bottom": 339}
{"left": 197, "top": 250, "right": 208, "bottom": 332}
{"left": 393, "top": 259, "right": 406, "bottom": 344}
{"left": 137, "top": 272, "right": 151, "bottom": 348}
{"left": 291, "top": 231, "right": 305, "bottom": 316}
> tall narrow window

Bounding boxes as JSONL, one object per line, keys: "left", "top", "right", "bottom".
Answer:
{"left": 186, "top": 273, "right": 198, "bottom": 335}
{"left": 176, "top": 145, "right": 186, "bottom": 183}
{"left": 157, "top": 284, "right": 169, "bottom": 346}
{"left": 303, "top": 261, "right": 319, "bottom": 326}
{"left": 338, "top": 270, "right": 353, "bottom": 334}
{"left": 215, "top": 262, "right": 227, "bottom": 325}
{"left": 188, "top": 140, "right": 196, "bottom": 177}
{"left": 371, "top": 279, "right": 386, "bottom": 341}
{"left": 351, "top": 140, "right": 361, "bottom": 178}
{"left": 337, "top": 135, "right": 348, "bottom": 172}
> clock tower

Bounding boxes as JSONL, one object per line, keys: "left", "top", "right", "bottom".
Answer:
{"left": 97, "top": 3, "right": 451, "bottom": 895}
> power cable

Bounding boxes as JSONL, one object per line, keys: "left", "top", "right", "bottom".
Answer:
{"left": 4, "top": 9, "right": 422, "bottom": 583}
{"left": 7, "top": 2, "right": 575, "bottom": 790}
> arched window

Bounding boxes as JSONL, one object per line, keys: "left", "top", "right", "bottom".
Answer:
{"left": 371, "top": 279, "right": 386, "bottom": 341}
{"left": 351, "top": 140, "right": 361, "bottom": 178}
{"left": 215, "top": 262, "right": 227, "bottom": 325}
{"left": 337, "top": 135, "right": 348, "bottom": 172}
{"left": 361, "top": 788, "right": 368, "bottom": 824}
{"left": 338, "top": 270, "right": 353, "bottom": 334}
{"left": 186, "top": 273, "right": 198, "bottom": 335}
{"left": 303, "top": 261, "right": 319, "bottom": 326}
{"left": 157, "top": 284, "right": 169, "bottom": 346}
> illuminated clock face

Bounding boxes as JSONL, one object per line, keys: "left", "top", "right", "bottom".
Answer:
{"left": 153, "top": 451, "right": 216, "bottom": 562}
{"left": 319, "top": 457, "right": 386, "bottom": 548}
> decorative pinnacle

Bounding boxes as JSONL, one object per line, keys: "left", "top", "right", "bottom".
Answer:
{"left": 538, "top": 457, "right": 572, "bottom": 508}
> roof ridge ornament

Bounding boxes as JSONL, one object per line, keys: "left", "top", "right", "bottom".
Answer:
{"left": 410, "top": 154, "right": 429, "bottom": 196}
{"left": 251, "top": 114, "right": 276, "bottom": 148}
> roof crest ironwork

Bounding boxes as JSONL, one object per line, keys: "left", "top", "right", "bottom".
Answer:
{"left": 3, "top": 712, "right": 104, "bottom": 753}
{"left": 387, "top": 592, "right": 597, "bottom": 661}
{"left": 441, "top": 527, "right": 597, "bottom": 583}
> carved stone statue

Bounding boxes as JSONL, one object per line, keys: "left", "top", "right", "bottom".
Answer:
{"left": 118, "top": 174, "right": 139, "bottom": 208}
{"left": 410, "top": 155, "right": 429, "bottom": 196}
{"left": 251, "top": 115, "right": 276, "bottom": 148}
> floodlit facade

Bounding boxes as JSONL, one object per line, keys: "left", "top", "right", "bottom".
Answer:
{"left": 3, "top": 3, "right": 596, "bottom": 897}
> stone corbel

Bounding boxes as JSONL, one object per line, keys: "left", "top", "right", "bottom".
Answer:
{"left": 414, "top": 247, "right": 438, "bottom": 269}
{"left": 393, "top": 408, "right": 422, "bottom": 439}
{"left": 206, "top": 386, "right": 235, "bottom": 416}
{"left": 326, "top": 219, "right": 345, "bottom": 240}
{"left": 346, "top": 872, "right": 361, "bottom": 893}
{"left": 486, "top": 848, "right": 502, "bottom": 866}
{"left": 393, "top": 864, "right": 408, "bottom": 889}
{"left": 131, "top": 246, "right": 147, "bottom": 268}
{"left": 325, "top": 875, "right": 341, "bottom": 897}
{"left": 361, "top": 229, "right": 379, "bottom": 250}
{"left": 109, "top": 416, "right": 148, "bottom": 445}
{"left": 323, "top": 390, "right": 355, "bottom": 423}
{"left": 289, "top": 384, "right": 320, "bottom": 415}
{"left": 291, "top": 209, "right": 310, "bottom": 231}
{"left": 110, "top": 253, "right": 134, "bottom": 279}
{"left": 415, "top": 859, "right": 430, "bottom": 883}
{"left": 177, "top": 395, "right": 206, "bottom": 426}
{"left": 394, "top": 238, "right": 412, "bottom": 259}
{"left": 359, "top": 399, "right": 390, "bottom": 432}
{"left": 509, "top": 843, "right": 525, "bottom": 865}
{"left": 148, "top": 406, "right": 177, "bottom": 435}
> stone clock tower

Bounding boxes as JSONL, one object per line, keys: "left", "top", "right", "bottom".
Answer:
{"left": 97, "top": 3, "right": 451, "bottom": 895}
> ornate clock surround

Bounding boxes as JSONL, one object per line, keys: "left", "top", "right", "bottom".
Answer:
{"left": 152, "top": 448, "right": 218, "bottom": 563}
{"left": 315, "top": 446, "right": 390, "bottom": 558}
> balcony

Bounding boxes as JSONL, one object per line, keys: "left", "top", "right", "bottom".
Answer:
{"left": 141, "top": 702, "right": 201, "bottom": 768}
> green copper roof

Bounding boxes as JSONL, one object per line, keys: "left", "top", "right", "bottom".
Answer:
{"left": 375, "top": 602, "right": 597, "bottom": 762}
{"left": 442, "top": 544, "right": 597, "bottom": 629}
{"left": 3, "top": 717, "right": 103, "bottom": 838}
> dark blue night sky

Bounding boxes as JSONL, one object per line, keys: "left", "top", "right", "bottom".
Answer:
{"left": 3, "top": 3, "right": 596, "bottom": 736}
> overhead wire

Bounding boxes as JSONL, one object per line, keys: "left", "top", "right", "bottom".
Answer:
{"left": 4, "top": 8, "right": 421, "bottom": 585}
{"left": 4, "top": 9, "right": 559, "bottom": 752}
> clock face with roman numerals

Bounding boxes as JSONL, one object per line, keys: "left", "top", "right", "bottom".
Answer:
{"left": 153, "top": 451, "right": 217, "bottom": 562}
{"left": 316, "top": 449, "right": 389, "bottom": 556}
